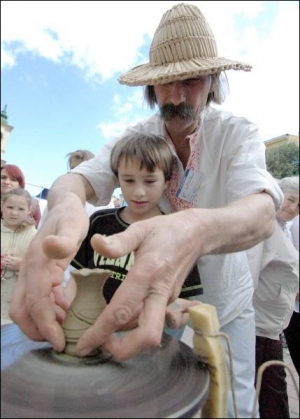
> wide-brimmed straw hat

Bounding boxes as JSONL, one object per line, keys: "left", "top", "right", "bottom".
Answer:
{"left": 118, "top": 3, "right": 251, "bottom": 86}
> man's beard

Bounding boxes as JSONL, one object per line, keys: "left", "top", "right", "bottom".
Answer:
{"left": 160, "top": 103, "right": 196, "bottom": 122}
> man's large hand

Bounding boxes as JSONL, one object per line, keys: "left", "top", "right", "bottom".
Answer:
{"left": 76, "top": 211, "right": 201, "bottom": 360}
{"left": 9, "top": 198, "right": 90, "bottom": 352}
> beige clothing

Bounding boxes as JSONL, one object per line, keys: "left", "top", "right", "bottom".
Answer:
{"left": 1, "top": 219, "right": 37, "bottom": 323}
{"left": 247, "top": 220, "right": 299, "bottom": 340}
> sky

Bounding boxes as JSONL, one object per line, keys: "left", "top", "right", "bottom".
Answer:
{"left": 1, "top": 1, "right": 299, "bottom": 206}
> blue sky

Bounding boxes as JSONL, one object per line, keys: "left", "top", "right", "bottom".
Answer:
{"left": 1, "top": 1, "right": 299, "bottom": 206}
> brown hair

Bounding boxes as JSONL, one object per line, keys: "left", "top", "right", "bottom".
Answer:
{"left": 110, "top": 133, "right": 173, "bottom": 181}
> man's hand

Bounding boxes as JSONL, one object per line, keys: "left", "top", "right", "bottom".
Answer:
{"left": 9, "top": 193, "right": 90, "bottom": 352}
{"left": 165, "top": 298, "right": 202, "bottom": 329}
{"left": 76, "top": 212, "right": 200, "bottom": 360}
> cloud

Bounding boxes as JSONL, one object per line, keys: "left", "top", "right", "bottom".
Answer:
{"left": 220, "top": 1, "right": 299, "bottom": 139}
{"left": 2, "top": 0, "right": 299, "bottom": 139}
{"left": 97, "top": 87, "right": 151, "bottom": 139}
{"left": 0, "top": 1, "right": 270, "bottom": 79}
{"left": 1, "top": 1, "right": 178, "bottom": 80}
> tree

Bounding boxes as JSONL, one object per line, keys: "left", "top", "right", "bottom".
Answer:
{"left": 266, "top": 142, "right": 299, "bottom": 179}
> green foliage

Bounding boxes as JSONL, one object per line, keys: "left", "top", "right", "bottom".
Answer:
{"left": 266, "top": 142, "right": 299, "bottom": 179}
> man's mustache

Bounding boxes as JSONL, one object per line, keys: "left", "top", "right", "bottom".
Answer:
{"left": 160, "top": 104, "right": 196, "bottom": 121}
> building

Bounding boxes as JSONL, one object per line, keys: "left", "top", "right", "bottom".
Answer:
{"left": 264, "top": 133, "right": 299, "bottom": 150}
{"left": 1, "top": 105, "right": 14, "bottom": 166}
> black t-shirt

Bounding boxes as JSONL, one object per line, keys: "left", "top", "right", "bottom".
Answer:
{"left": 72, "top": 207, "right": 203, "bottom": 303}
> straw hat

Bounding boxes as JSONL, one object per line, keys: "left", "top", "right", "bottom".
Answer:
{"left": 118, "top": 3, "right": 251, "bottom": 86}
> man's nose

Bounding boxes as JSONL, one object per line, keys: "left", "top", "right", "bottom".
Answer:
{"left": 167, "top": 82, "right": 186, "bottom": 105}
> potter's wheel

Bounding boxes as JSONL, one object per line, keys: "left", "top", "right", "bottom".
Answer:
{"left": 1, "top": 323, "right": 209, "bottom": 418}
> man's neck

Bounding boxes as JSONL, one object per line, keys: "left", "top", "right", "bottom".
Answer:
{"left": 164, "top": 119, "right": 200, "bottom": 168}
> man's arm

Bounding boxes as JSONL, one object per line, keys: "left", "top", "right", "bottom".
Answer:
{"left": 9, "top": 173, "right": 93, "bottom": 351}
{"left": 76, "top": 192, "right": 275, "bottom": 359}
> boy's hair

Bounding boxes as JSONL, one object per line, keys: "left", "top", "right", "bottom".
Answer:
{"left": 2, "top": 188, "right": 32, "bottom": 207}
{"left": 110, "top": 133, "right": 173, "bottom": 181}
{"left": 1, "top": 164, "right": 26, "bottom": 189}
{"left": 65, "top": 150, "right": 95, "bottom": 170}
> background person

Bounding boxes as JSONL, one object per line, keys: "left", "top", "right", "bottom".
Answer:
{"left": 284, "top": 201, "right": 299, "bottom": 376}
{"left": 1, "top": 188, "right": 37, "bottom": 324}
{"left": 38, "top": 149, "right": 115, "bottom": 229}
{"left": 1, "top": 164, "right": 41, "bottom": 227}
{"left": 10, "top": 4, "right": 283, "bottom": 417}
{"left": 247, "top": 176, "right": 299, "bottom": 418}
{"left": 65, "top": 150, "right": 95, "bottom": 171}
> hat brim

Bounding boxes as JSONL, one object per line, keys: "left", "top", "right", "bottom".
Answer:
{"left": 118, "top": 57, "right": 252, "bottom": 86}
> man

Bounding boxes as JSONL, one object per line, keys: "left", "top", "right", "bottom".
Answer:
{"left": 10, "top": 3, "right": 283, "bottom": 417}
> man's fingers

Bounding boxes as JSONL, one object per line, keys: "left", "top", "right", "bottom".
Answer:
{"left": 103, "top": 292, "right": 168, "bottom": 360}
{"left": 43, "top": 235, "right": 80, "bottom": 260}
{"left": 9, "top": 261, "right": 43, "bottom": 340}
{"left": 77, "top": 286, "right": 168, "bottom": 360}
{"left": 165, "top": 299, "right": 201, "bottom": 328}
{"left": 91, "top": 222, "right": 149, "bottom": 258}
{"left": 26, "top": 295, "right": 66, "bottom": 351}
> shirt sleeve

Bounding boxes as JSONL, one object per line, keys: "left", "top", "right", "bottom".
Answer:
{"left": 225, "top": 119, "right": 283, "bottom": 211}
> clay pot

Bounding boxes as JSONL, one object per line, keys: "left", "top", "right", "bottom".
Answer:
{"left": 61, "top": 268, "right": 111, "bottom": 356}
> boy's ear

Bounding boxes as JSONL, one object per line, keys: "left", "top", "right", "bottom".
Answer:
{"left": 164, "top": 180, "right": 169, "bottom": 190}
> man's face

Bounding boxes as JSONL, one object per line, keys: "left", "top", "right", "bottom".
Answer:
{"left": 154, "top": 76, "right": 212, "bottom": 132}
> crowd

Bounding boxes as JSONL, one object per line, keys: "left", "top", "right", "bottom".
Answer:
{"left": 2, "top": 3, "right": 299, "bottom": 418}
{"left": 1, "top": 154, "right": 120, "bottom": 321}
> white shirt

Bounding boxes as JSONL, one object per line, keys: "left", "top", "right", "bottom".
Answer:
{"left": 288, "top": 215, "right": 299, "bottom": 251}
{"left": 72, "top": 107, "right": 283, "bottom": 326}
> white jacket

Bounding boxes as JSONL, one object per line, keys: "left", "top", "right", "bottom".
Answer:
{"left": 247, "top": 220, "right": 299, "bottom": 339}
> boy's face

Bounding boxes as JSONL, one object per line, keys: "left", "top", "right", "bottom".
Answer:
{"left": 118, "top": 156, "right": 168, "bottom": 214}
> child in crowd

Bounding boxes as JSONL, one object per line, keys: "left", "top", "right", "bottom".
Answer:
{"left": 66, "top": 133, "right": 203, "bottom": 332}
{"left": 1, "top": 188, "right": 37, "bottom": 324}
{"left": 1, "top": 164, "right": 41, "bottom": 227}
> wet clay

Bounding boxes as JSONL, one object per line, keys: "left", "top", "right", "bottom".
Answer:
{"left": 61, "top": 268, "right": 111, "bottom": 357}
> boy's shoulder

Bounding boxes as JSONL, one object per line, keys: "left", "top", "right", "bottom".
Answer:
{"left": 88, "top": 207, "right": 128, "bottom": 236}
{"left": 90, "top": 207, "right": 118, "bottom": 223}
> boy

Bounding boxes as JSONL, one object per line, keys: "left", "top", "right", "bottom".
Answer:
{"left": 67, "top": 132, "right": 203, "bottom": 332}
